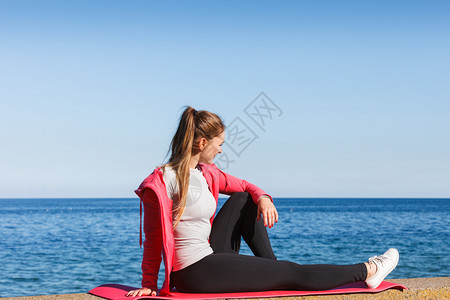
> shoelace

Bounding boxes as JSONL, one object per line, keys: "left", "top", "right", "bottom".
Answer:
{"left": 369, "top": 254, "right": 389, "bottom": 267}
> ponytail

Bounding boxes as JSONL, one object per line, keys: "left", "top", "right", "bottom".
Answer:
{"left": 162, "top": 106, "right": 224, "bottom": 229}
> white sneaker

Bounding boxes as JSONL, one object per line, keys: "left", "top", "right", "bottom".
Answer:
{"left": 365, "top": 248, "right": 399, "bottom": 289}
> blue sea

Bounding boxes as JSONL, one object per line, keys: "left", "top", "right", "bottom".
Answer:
{"left": 0, "top": 198, "right": 449, "bottom": 297}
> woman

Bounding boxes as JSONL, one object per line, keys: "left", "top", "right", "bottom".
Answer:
{"left": 126, "top": 106, "right": 399, "bottom": 297}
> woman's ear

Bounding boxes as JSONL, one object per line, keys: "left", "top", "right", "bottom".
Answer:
{"left": 198, "top": 137, "right": 208, "bottom": 150}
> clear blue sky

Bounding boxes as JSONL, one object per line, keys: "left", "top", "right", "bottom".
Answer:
{"left": 1, "top": 0, "right": 449, "bottom": 198}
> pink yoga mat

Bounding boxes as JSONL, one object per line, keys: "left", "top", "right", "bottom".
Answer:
{"left": 89, "top": 281, "right": 406, "bottom": 299}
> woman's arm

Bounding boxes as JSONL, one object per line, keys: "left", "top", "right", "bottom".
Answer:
{"left": 216, "top": 165, "right": 278, "bottom": 227}
{"left": 128, "top": 189, "right": 163, "bottom": 296}
{"left": 216, "top": 166, "right": 272, "bottom": 203}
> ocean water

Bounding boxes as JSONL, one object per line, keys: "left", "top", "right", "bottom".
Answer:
{"left": 0, "top": 197, "right": 448, "bottom": 297}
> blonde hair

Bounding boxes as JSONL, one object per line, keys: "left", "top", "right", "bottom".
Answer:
{"left": 162, "top": 106, "right": 225, "bottom": 229}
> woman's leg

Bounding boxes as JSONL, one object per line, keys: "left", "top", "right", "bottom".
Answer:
{"left": 172, "top": 253, "right": 367, "bottom": 293}
{"left": 210, "top": 192, "right": 276, "bottom": 259}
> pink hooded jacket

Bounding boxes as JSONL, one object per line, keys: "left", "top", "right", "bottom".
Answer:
{"left": 134, "top": 163, "right": 272, "bottom": 296}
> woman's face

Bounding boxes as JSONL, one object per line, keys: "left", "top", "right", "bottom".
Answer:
{"left": 198, "top": 131, "right": 225, "bottom": 165}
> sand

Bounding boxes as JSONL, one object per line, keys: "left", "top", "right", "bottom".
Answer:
{"left": 2, "top": 277, "right": 449, "bottom": 300}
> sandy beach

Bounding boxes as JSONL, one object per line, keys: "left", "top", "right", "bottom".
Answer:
{"left": 2, "top": 277, "right": 448, "bottom": 300}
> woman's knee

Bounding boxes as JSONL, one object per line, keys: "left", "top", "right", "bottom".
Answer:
{"left": 231, "top": 191, "right": 250, "bottom": 199}
{"left": 229, "top": 192, "right": 252, "bottom": 205}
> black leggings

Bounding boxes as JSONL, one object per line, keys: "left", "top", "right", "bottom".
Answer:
{"left": 172, "top": 192, "right": 367, "bottom": 293}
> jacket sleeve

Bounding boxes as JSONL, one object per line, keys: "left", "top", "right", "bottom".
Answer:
{"left": 215, "top": 164, "right": 273, "bottom": 204}
{"left": 141, "top": 189, "right": 163, "bottom": 291}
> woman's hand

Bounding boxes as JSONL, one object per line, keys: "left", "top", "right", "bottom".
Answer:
{"left": 257, "top": 196, "right": 278, "bottom": 228}
{"left": 126, "top": 287, "right": 156, "bottom": 297}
